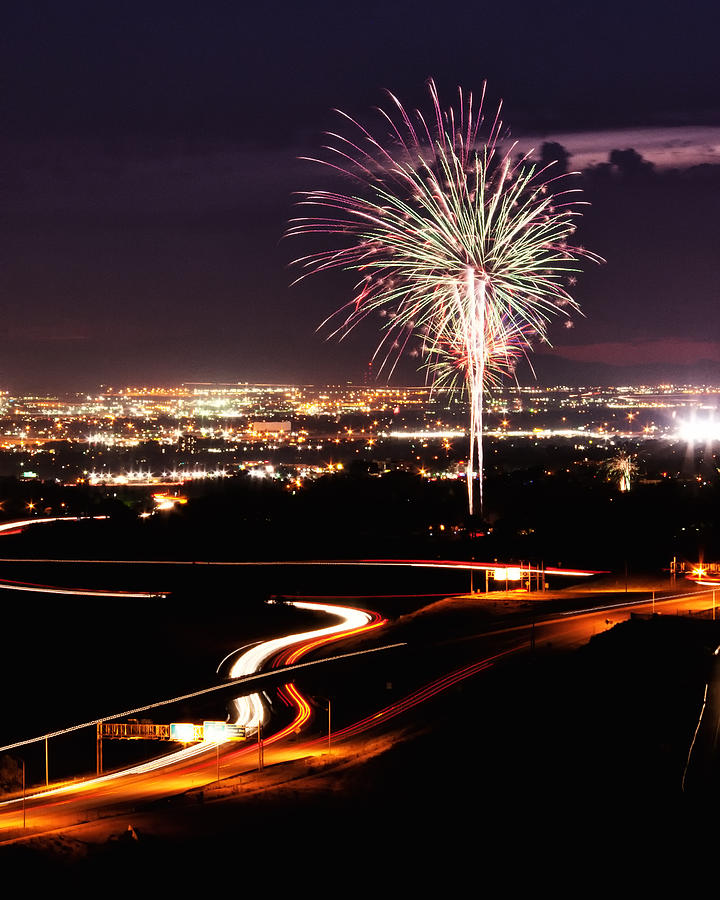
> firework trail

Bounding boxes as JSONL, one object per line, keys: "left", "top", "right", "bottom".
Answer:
{"left": 289, "top": 81, "right": 601, "bottom": 513}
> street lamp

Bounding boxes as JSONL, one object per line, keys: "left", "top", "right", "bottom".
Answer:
{"left": 257, "top": 721, "right": 264, "bottom": 772}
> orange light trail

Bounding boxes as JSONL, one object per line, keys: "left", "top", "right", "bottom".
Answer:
{"left": 305, "top": 648, "right": 518, "bottom": 747}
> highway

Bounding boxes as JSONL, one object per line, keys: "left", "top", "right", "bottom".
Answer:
{"left": 0, "top": 551, "right": 717, "bottom": 840}
{"left": 0, "top": 596, "right": 387, "bottom": 837}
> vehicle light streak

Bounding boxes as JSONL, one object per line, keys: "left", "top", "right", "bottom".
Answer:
{"left": 300, "top": 648, "right": 519, "bottom": 751}
{"left": 3, "top": 566, "right": 717, "bottom": 836}
{"left": 556, "top": 586, "right": 716, "bottom": 617}
{"left": 0, "top": 594, "right": 394, "bottom": 820}
{"left": 0, "top": 557, "right": 608, "bottom": 578}
{"left": 0, "top": 641, "right": 403, "bottom": 825}
{"left": 229, "top": 600, "right": 385, "bottom": 730}
{"left": 682, "top": 681, "right": 710, "bottom": 792}
{"left": 0, "top": 642, "right": 403, "bottom": 756}
{"left": 358, "top": 559, "right": 605, "bottom": 577}
{"left": 0, "top": 516, "right": 108, "bottom": 535}
{"left": 0, "top": 576, "right": 167, "bottom": 598}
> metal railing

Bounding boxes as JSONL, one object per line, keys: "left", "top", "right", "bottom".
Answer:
{"left": 98, "top": 722, "right": 172, "bottom": 741}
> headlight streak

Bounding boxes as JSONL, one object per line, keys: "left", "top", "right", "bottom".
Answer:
{"left": 0, "top": 547, "right": 608, "bottom": 826}
{"left": 6, "top": 585, "right": 716, "bottom": 824}
{"left": 556, "top": 586, "right": 717, "bottom": 618}
{"left": 0, "top": 642, "right": 403, "bottom": 756}
{"left": 0, "top": 577, "right": 167, "bottom": 599}
{"left": 228, "top": 601, "right": 385, "bottom": 731}
{"left": 0, "top": 558, "right": 602, "bottom": 599}
{"left": 3, "top": 558, "right": 716, "bottom": 833}
{"left": 215, "top": 641, "right": 264, "bottom": 676}
{"left": 0, "top": 557, "right": 608, "bottom": 578}
{"left": 0, "top": 593, "right": 395, "bottom": 817}
{"left": 0, "top": 644, "right": 405, "bottom": 819}
{"left": 272, "top": 609, "right": 385, "bottom": 669}
{"left": 356, "top": 559, "right": 604, "bottom": 577}
{"left": 0, "top": 516, "right": 108, "bottom": 535}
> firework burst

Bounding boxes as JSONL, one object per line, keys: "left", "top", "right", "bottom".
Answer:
{"left": 289, "top": 81, "right": 601, "bottom": 513}
{"left": 605, "top": 452, "right": 637, "bottom": 492}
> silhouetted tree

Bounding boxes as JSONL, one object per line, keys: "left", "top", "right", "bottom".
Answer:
{"left": 539, "top": 141, "right": 571, "bottom": 176}
{"left": 608, "top": 148, "right": 655, "bottom": 179}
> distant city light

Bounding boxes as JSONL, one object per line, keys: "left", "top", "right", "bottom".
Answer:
{"left": 0, "top": 383, "right": 718, "bottom": 493}
{"left": 152, "top": 492, "right": 188, "bottom": 511}
{"left": 676, "top": 415, "right": 720, "bottom": 443}
{"left": 386, "top": 430, "right": 465, "bottom": 439}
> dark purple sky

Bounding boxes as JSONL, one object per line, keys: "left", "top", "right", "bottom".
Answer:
{"left": 2, "top": 1, "right": 719, "bottom": 391}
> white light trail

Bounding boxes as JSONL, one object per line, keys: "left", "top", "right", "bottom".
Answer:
{"left": 0, "top": 515, "right": 108, "bottom": 536}
{"left": 385, "top": 430, "right": 466, "bottom": 439}
{"left": 0, "top": 604, "right": 392, "bottom": 809}
{"left": 229, "top": 600, "right": 373, "bottom": 729}
{"left": 0, "top": 581, "right": 166, "bottom": 598}
{"left": 0, "top": 557, "right": 604, "bottom": 576}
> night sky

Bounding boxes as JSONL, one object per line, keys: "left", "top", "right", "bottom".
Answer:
{"left": 2, "top": 1, "right": 719, "bottom": 392}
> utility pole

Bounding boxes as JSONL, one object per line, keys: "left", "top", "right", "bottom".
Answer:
{"left": 257, "top": 722, "right": 264, "bottom": 772}
{"left": 96, "top": 723, "right": 103, "bottom": 775}
{"left": 45, "top": 738, "right": 49, "bottom": 787}
{"left": 327, "top": 698, "right": 332, "bottom": 753}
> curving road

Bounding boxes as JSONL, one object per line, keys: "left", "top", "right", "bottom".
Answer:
{"left": 1, "top": 558, "right": 717, "bottom": 840}
{"left": 0, "top": 597, "right": 386, "bottom": 837}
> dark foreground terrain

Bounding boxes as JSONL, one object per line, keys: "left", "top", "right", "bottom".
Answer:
{"left": 3, "top": 613, "right": 718, "bottom": 882}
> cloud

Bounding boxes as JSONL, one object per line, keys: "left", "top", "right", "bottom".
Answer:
{"left": 518, "top": 125, "right": 720, "bottom": 171}
{"left": 542, "top": 340, "right": 720, "bottom": 366}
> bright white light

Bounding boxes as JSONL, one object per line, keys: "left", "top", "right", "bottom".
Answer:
{"left": 202, "top": 721, "right": 228, "bottom": 742}
{"left": 493, "top": 566, "right": 522, "bottom": 581}
{"left": 169, "top": 722, "right": 197, "bottom": 742}
{"left": 228, "top": 601, "right": 372, "bottom": 730}
{"left": 677, "top": 415, "right": 720, "bottom": 444}
{"left": 386, "top": 430, "right": 465, "bottom": 439}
